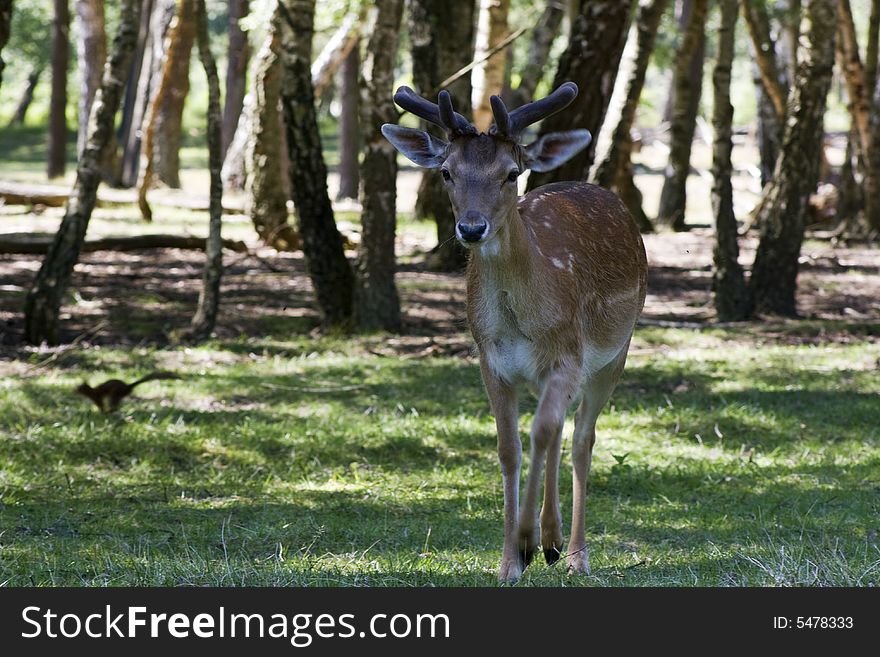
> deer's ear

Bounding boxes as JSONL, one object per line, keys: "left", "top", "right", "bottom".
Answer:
{"left": 381, "top": 124, "right": 448, "bottom": 169}
{"left": 523, "top": 129, "right": 592, "bottom": 173}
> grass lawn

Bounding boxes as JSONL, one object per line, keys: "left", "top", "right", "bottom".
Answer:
{"left": 2, "top": 326, "right": 879, "bottom": 586}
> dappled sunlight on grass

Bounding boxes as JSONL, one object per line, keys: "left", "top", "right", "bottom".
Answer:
{"left": 2, "top": 329, "right": 879, "bottom": 586}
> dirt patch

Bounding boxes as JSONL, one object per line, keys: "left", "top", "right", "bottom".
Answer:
{"left": 1, "top": 227, "right": 879, "bottom": 361}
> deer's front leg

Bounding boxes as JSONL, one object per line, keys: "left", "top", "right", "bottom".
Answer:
{"left": 480, "top": 360, "right": 522, "bottom": 583}
{"left": 519, "top": 369, "right": 579, "bottom": 567}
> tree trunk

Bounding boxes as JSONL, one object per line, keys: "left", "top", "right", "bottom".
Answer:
{"left": 354, "top": 0, "right": 404, "bottom": 332}
{"left": 748, "top": 0, "right": 837, "bottom": 317}
{"left": 137, "top": 0, "right": 194, "bottom": 220}
{"left": 592, "top": 0, "right": 667, "bottom": 232}
{"left": 409, "top": 0, "right": 476, "bottom": 271}
{"left": 47, "top": 0, "right": 70, "bottom": 179}
{"left": 335, "top": 41, "right": 361, "bottom": 201}
{"left": 751, "top": 60, "right": 782, "bottom": 188}
{"left": 866, "top": 0, "right": 880, "bottom": 94}
{"left": 711, "top": 0, "right": 748, "bottom": 321}
{"left": 8, "top": 67, "right": 41, "bottom": 126}
{"left": 310, "top": 11, "right": 360, "bottom": 98}
{"left": 510, "top": 0, "right": 564, "bottom": 106}
{"left": 222, "top": 0, "right": 250, "bottom": 158}
{"left": 837, "top": 0, "right": 880, "bottom": 233}
{"left": 118, "top": 0, "right": 174, "bottom": 188}
{"left": 245, "top": 10, "right": 298, "bottom": 251}
{"left": 0, "top": 0, "right": 11, "bottom": 92}
{"left": 526, "top": 0, "right": 634, "bottom": 190}
{"left": 222, "top": 91, "right": 251, "bottom": 191}
{"left": 150, "top": 0, "right": 195, "bottom": 189}
{"left": 655, "top": 0, "right": 708, "bottom": 230}
{"left": 24, "top": 0, "right": 141, "bottom": 345}
{"left": 278, "top": 0, "right": 354, "bottom": 328}
{"left": 184, "top": 0, "right": 223, "bottom": 342}
{"left": 472, "top": 0, "right": 510, "bottom": 132}
{"left": 75, "top": 0, "right": 106, "bottom": 156}
{"left": 741, "top": 0, "right": 788, "bottom": 121}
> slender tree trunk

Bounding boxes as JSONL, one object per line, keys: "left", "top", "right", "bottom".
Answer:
{"left": 837, "top": 0, "right": 880, "bottom": 233}
{"left": 0, "top": 0, "right": 11, "bottom": 92}
{"left": 75, "top": 0, "right": 106, "bottom": 156}
{"left": 866, "top": 0, "right": 880, "bottom": 93}
{"left": 8, "top": 67, "right": 40, "bottom": 125}
{"left": 184, "top": 0, "right": 223, "bottom": 342}
{"left": 222, "top": 0, "right": 250, "bottom": 158}
{"left": 335, "top": 42, "right": 361, "bottom": 201}
{"left": 278, "top": 0, "right": 354, "bottom": 328}
{"left": 409, "top": 0, "right": 476, "bottom": 271}
{"left": 592, "top": 0, "right": 668, "bottom": 232}
{"left": 150, "top": 0, "right": 195, "bottom": 189}
{"left": 137, "top": 0, "right": 194, "bottom": 220}
{"left": 751, "top": 60, "right": 782, "bottom": 188}
{"left": 24, "top": 0, "right": 141, "bottom": 345}
{"left": 510, "top": 0, "right": 564, "bottom": 106}
{"left": 354, "top": 0, "right": 404, "bottom": 332}
{"left": 711, "top": 0, "right": 748, "bottom": 321}
{"left": 742, "top": 0, "right": 788, "bottom": 121}
{"left": 749, "top": 0, "right": 837, "bottom": 317}
{"left": 245, "top": 11, "right": 298, "bottom": 251}
{"left": 655, "top": 0, "right": 708, "bottom": 230}
{"left": 472, "top": 0, "right": 510, "bottom": 132}
{"left": 47, "top": 0, "right": 71, "bottom": 179}
{"left": 119, "top": 0, "right": 174, "bottom": 187}
{"left": 221, "top": 91, "right": 251, "bottom": 190}
{"left": 526, "top": 0, "right": 634, "bottom": 190}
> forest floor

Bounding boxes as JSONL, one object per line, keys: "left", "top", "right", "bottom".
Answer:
{"left": 1, "top": 129, "right": 879, "bottom": 586}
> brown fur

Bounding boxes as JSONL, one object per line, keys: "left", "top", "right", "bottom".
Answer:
{"left": 442, "top": 134, "right": 647, "bottom": 582}
{"left": 76, "top": 372, "right": 180, "bottom": 413}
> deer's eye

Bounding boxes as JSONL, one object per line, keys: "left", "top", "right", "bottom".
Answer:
{"left": 507, "top": 169, "right": 520, "bottom": 183}
{"left": 441, "top": 169, "right": 452, "bottom": 182}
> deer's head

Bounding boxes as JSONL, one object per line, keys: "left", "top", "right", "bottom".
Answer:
{"left": 382, "top": 83, "right": 591, "bottom": 248}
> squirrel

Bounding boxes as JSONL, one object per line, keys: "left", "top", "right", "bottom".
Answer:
{"left": 76, "top": 372, "right": 180, "bottom": 413}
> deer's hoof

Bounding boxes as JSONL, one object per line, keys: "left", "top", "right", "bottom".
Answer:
{"left": 543, "top": 545, "right": 562, "bottom": 566}
{"left": 498, "top": 558, "right": 524, "bottom": 584}
{"left": 566, "top": 549, "right": 590, "bottom": 575}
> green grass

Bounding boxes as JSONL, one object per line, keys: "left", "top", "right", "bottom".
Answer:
{"left": 2, "top": 328, "right": 879, "bottom": 586}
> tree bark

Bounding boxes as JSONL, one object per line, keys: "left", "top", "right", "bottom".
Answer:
{"left": 409, "top": 0, "right": 476, "bottom": 271}
{"left": 245, "top": 10, "right": 298, "bottom": 251}
{"left": 354, "top": 0, "right": 404, "bottom": 332}
{"left": 47, "top": 0, "right": 71, "bottom": 179}
{"left": 278, "top": 0, "right": 354, "bottom": 328}
{"left": 137, "top": 0, "right": 195, "bottom": 220}
{"left": 741, "top": 0, "right": 788, "bottom": 121}
{"left": 222, "top": 0, "right": 250, "bottom": 158}
{"left": 526, "top": 0, "right": 634, "bottom": 190}
{"left": 310, "top": 11, "right": 360, "bottom": 98}
{"left": 837, "top": 0, "right": 880, "bottom": 233}
{"left": 24, "top": 0, "right": 141, "bottom": 345}
{"left": 0, "top": 0, "right": 11, "bottom": 92}
{"left": 472, "top": 0, "right": 510, "bottom": 132}
{"left": 510, "top": 0, "right": 564, "bottom": 106}
{"left": 592, "top": 0, "right": 667, "bottom": 232}
{"left": 335, "top": 41, "right": 361, "bottom": 201}
{"left": 748, "top": 0, "right": 837, "bottom": 317}
{"left": 75, "top": 0, "right": 106, "bottom": 156}
{"left": 711, "top": 0, "right": 748, "bottom": 321}
{"left": 866, "top": 0, "right": 880, "bottom": 94}
{"left": 8, "top": 67, "right": 40, "bottom": 126}
{"left": 118, "top": 0, "right": 174, "bottom": 188}
{"left": 150, "top": 0, "right": 195, "bottom": 189}
{"left": 655, "top": 0, "right": 708, "bottom": 230}
{"left": 184, "top": 0, "right": 224, "bottom": 342}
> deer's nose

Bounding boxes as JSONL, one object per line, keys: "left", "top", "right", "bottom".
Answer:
{"left": 456, "top": 212, "right": 489, "bottom": 243}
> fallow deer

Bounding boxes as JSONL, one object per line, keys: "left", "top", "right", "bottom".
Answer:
{"left": 382, "top": 82, "right": 647, "bottom": 583}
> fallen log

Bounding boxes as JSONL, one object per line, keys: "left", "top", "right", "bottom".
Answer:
{"left": 0, "top": 180, "right": 245, "bottom": 214}
{"left": 0, "top": 233, "right": 249, "bottom": 254}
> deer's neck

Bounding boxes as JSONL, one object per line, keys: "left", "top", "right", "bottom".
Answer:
{"left": 472, "top": 205, "right": 535, "bottom": 288}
